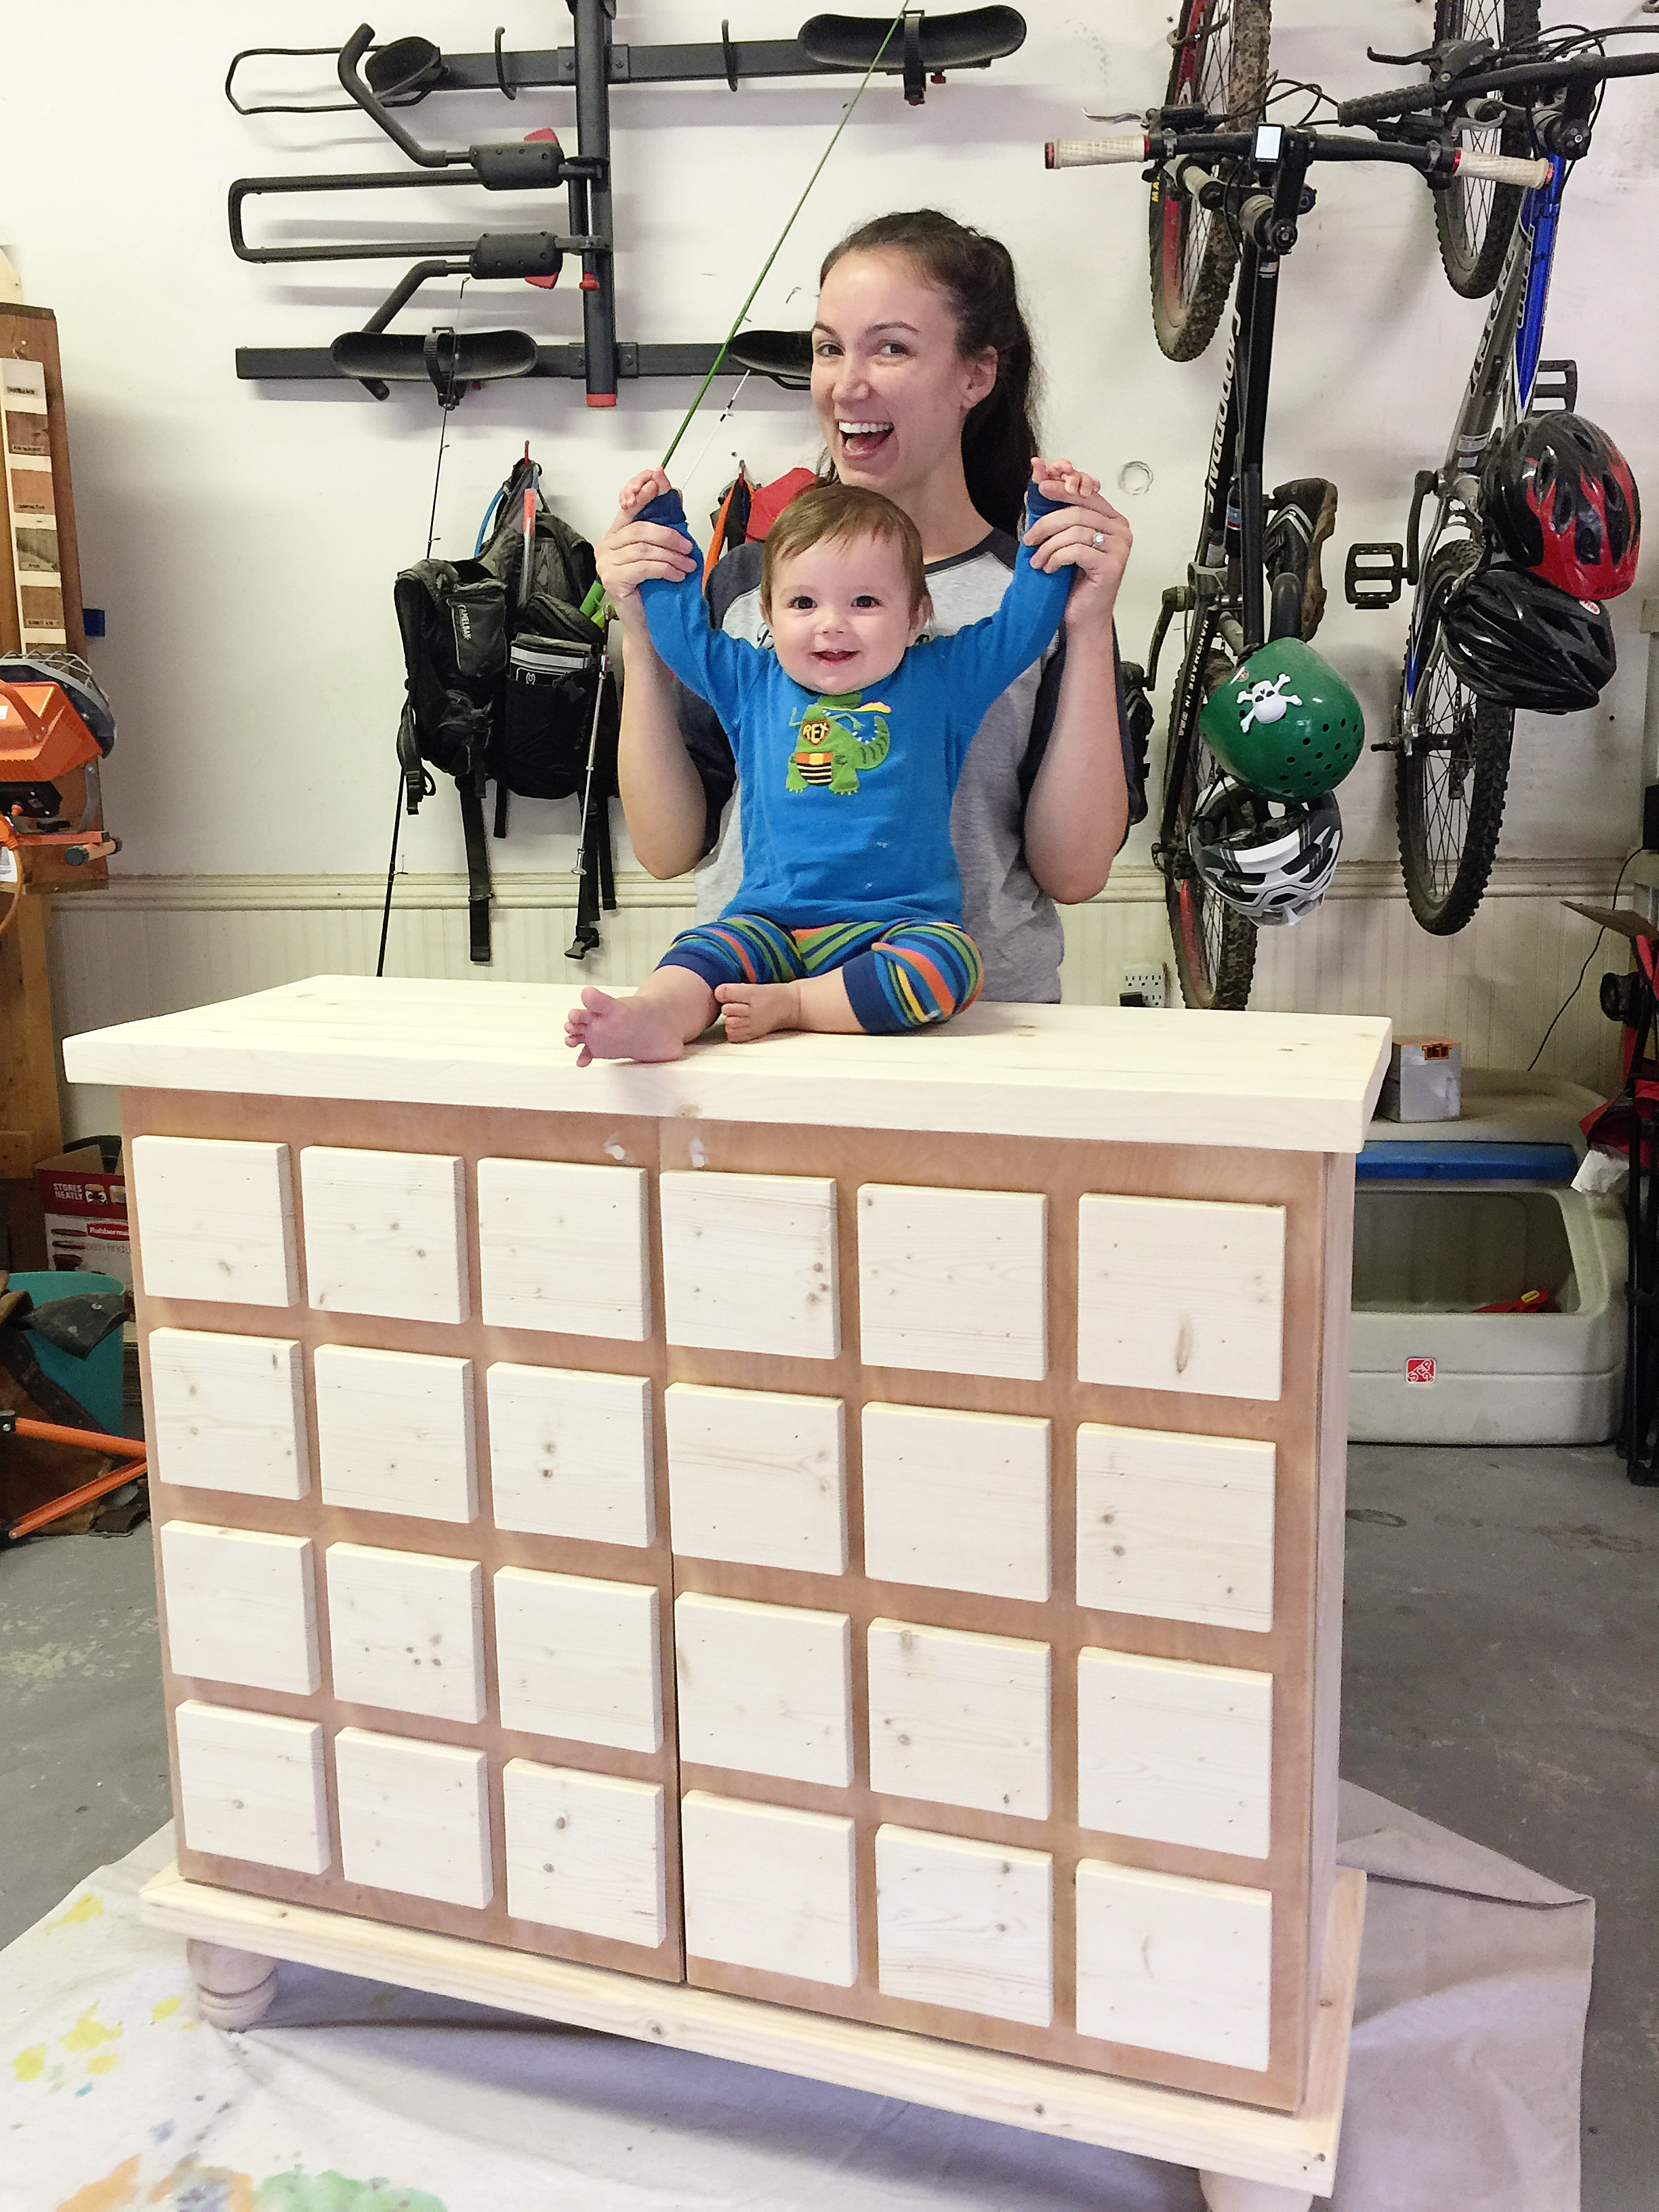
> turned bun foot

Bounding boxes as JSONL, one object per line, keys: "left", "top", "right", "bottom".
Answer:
{"left": 1198, "top": 2173, "right": 1315, "bottom": 2212}
{"left": 187, "top": 1938, "right": 278, "bottom": 2030}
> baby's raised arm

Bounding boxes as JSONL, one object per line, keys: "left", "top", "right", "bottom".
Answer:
{"left": 597, "top": 466, "right": 698, "bottom": 630}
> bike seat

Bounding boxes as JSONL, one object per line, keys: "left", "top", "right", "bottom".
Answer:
{"left": 330, "top": 327, "right": 537, "bottom": 401}
{"left": 725, "top": 329, "right": 813, "bottom": 389}
{"left": 798, "top": 7, "right": 1025, "bottom": 103}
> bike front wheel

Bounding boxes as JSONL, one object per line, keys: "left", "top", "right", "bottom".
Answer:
{"left": 1431, "top": 0, "right": 1542, "bottom": 297}
{"left": 1395, "top": 559, "right": 1515, "bottom": 932}
{"left": 1162, "top": 607, "right": 1259, "bottom": 1008}
{"left": 1149, "top": 0, "right": 1273, "bottom": 361}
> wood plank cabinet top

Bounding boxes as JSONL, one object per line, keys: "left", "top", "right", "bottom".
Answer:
{"left": 65, "top": 976, "right": 1390, "bottom": 1155}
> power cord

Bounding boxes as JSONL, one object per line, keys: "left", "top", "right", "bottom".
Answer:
{"left": 1527, "top": 845, "right": 1641, "bottom": 1072}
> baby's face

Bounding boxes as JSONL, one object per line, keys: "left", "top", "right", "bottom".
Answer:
{"left": 765, "top": 532, "right": 926, "bottom": 695}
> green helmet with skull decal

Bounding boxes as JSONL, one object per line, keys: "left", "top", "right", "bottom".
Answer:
{"left": 1197, "top": 637, "right": 1364, "bottom": 801}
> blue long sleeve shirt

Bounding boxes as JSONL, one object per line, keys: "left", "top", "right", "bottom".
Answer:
{"left": 636, "top": 488, "right": 1071, "bottom": 930}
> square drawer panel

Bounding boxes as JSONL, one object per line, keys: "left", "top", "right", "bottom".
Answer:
{"left": 300, "top": 1147, "right": 467, "bottom": 1324}
{"left": 131, "top": 1136, "right": 297, "bottom": 1307}
{"left": 867, "top": 1619, "right": 1051, "bottom": 1819}
{"left": 674, "top": 1593, "right": 853, "bottom": 1788}
{"left": 159, "top": 1522, "right": 318, "bottom": 1696}
{"left": 1076, "top": 1423, "right": 1275, "bottom": 1633}
{"left": 335, "top": 1727, "right": 492, "bottom": 1909}
{"left": 876, "top": 1824, "right": 1053, "bottom": 2026}
{"left": 487, "top": 1364, "right": 654, "bottom": 1547}
{"left": 1077, "top": 1648, "right": 1273, "bottom": 1859}
{"left": 665, "top": 1383, "right": 846, "bottom": 1574}
{"left": 174, "top": 1700, "right": 328, "bottom": 1875}
{"left": 681, "top": 1790, "right": 857, "bottom": 1987}
{"left": 326, "top": 1544, "right": 485, "bottom": 1724}
{"left": 147, "top": 1328, "right": 308, "bottom": 1500}
{"left": 861, "top": 1403, "right": 1050, "bottom": 1602}
{"left": 659, "top": 1171, "right": 838, "bottom": 1359}
{"left": 1076, "top": 1195, "right": 1285, "bottom": 1401}
{"left": 857, "top": 1185, "right": 1046, "bottom": 1382}
{"left": 494, "top": 1567, "right": 663, "bottom": 1755}
{"left": 477, "top": 1159, "right": 649, "bottom": 1340}
{"left": 1075, "top": 1860, "right": 1272, "bottom": 2070}
{"left": 314, "top": 1344, "right": 476, "bottom": 1523}
{"left": 503, "top": 1760, "right": 667, "bottom": 1947}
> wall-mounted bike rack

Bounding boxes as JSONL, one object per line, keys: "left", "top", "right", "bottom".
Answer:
{"left": 230, "top": 4, "right": 1026, "bottom": 404}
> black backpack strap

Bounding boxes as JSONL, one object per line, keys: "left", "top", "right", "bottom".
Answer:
{"left": 457, "top": 773, "right": 493, "bottom": 963}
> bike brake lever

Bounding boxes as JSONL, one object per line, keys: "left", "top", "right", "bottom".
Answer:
{"left": 1366, "top": 43, "right": 1438, "bottom": 66}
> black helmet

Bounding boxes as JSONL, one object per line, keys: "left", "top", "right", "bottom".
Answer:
{"left": 1187, "top": 777, "right": 1343, "bottom": 924}
{"left": 1480, "top": 412, "right": 1640, "bottom": 601}
{"left": 1439, "top": 562, "right": 1616, "bottom": 714}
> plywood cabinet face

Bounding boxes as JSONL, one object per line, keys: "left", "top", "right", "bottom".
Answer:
{"left": 867, "top": 1618, "right": 1052, "bottom": 1818}
{"left": 1075, "top": 1860, "right": 1273, "bottom": 2070}
{"left": 494, "top": 1567, "right": 663, "bottom": 1754}
{"left": 857, "top": 1184, "right": 1046, "bottom": 1380}
{"left": 674, "top": 1593, "right": 853, "bottom": 1788}
{"left": 1076, "top": 1424, "right": 1275, "bottom": 1633}
{"left": 1076, "top": 1195, "right": 1286, "bottom": 1400}
{"left": 861, "top": 1402, "right": 1050, "bottom": 1601}
{"left": 503, "top": 1761, "right": 667, "bottom": 1948}
{"left": 325, "top": 1544, "right": 486, "bottom": 1725}
{"left": 160, "top": 1522, "right": 319, "bottom": 1697}
{"left": 131, "top": 1136, "right": 298, "bottom": 1307}
{"left": 174, "top": 1700, "right": 328, "bottom": 1875}
{"left": 876, "top": 1824, "right": 1054, "bottom": 2026}
{"left": 659, "top": 1170, "right": 839, "bottom": 1359}
{"left": 335, "top": 1727, "right": 493, "bottom": 1910}
{"left": 478, "top": 1158, "right": 649, "bottom": 1340}
{"left": 486, "top": 1364, "right": 655, "bottom": 1547}
{"left": 681, "top": 1791, "right": 857, "bottom": 1987}
{"left": 665, "top": 1384, "right": 846, "bottom": 1574}
{"left": 148, "top": 1329, "right": 309, "bottom": 1500}
{"left": 1077, "top": 1648, "right": 1273, "bottom": 1859}
{"left": 313, "top": 1343, "right": 477, "bottom": 1523}
{"left": 300, "top": 1147, "right": 468, "bottom": 1324}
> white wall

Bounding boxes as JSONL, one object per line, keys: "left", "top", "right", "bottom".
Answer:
{"left": 3, "top": 0, "right": 1654, "bottom": 1108}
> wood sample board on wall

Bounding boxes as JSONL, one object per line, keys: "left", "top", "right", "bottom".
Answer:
{"left": 66, "top": 979, "right": 1389, "bottom": 2125}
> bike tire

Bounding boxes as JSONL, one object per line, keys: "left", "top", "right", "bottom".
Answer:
{"left": 1149, "top": 0, "right": 1273, "bottom": 362}
{"left": 1395, "top": 552, "right": 1515, "bottom": 931}
{"left": 1431, "top": 0, "right": 1542, "bottom": 298}
{"left": 1162, "top": 609, "right": 1258, "bottom": 1008}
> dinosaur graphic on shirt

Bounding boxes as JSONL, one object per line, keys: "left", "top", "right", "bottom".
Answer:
{"left": 785, "top": 691, "right": 892, "bottom": 795}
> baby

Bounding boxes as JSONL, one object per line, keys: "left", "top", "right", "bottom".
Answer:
{"left": 567, "top": 463, "right": 1092, "bottom": 1065}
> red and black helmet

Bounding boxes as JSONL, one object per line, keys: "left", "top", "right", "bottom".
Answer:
{"left": 1481, "top": 413, "right": 1641, "bottom": 601}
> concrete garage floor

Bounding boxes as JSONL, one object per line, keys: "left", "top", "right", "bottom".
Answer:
{"left": 1, "top": 1445, "right": 1656, "bottom": 2210}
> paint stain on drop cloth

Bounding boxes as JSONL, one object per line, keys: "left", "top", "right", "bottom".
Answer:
{"left": 255, "top": 2175, "right": 449, "bottom": 2212}
{"left": 47, "top": 1892, "right": 105, "bottom": 1931}
{"left": 61, "top": 2006, "right": 123, "bottom": 2055}
{"left": 12, "top": 2042, "right": 46, "bottom": 2081}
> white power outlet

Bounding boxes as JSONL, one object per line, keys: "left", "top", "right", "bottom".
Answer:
{"left": 1118, "top": 961, "right": 1168, "bottom": 1009}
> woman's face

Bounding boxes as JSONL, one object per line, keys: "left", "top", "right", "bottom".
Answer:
{"left": 811, "top": 248, "right": 998, "bottom": 510}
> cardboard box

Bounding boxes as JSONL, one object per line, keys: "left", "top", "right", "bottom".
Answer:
{"left": 33, "top": 1138, "right": 131, "bottom": 1288}
{"left": 1378, "top": 1037, "right": 1462, "bottom": 1124}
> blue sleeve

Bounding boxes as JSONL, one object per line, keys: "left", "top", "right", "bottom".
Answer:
{"left": 925, "top": 485, "right": 1073, "bottom": 753}
{"left": 633, "top": 489, "right": 766, "bottom": 720}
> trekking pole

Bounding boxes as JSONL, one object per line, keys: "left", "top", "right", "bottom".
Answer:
{"left": 567, "top": 634, "right": 611, "bottom": 960}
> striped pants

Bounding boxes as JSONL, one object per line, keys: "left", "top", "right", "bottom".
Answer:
{"left": 659, "top": 914, "right": 983, "bottom": 1034}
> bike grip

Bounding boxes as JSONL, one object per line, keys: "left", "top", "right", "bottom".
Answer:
{"left": 1044, "top": 134, "right": 1149, "bottom": 169}
{"left": 1453, "top": 148, "right": 1552, "bottom": 187}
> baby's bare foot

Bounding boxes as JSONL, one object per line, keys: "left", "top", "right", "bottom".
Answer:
{"left": 565, "top": 985, "right": 689, "bottom": 1068}
{"left": 716, "top": 980, "right": 802, "bottom": 1043}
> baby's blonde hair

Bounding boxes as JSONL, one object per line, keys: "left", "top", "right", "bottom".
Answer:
{"left": 760, "top": 481, "right": 927, "bottom": 616}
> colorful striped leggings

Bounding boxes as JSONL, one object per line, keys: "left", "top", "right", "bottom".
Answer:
{"left": 659, "top": 914, "right": 984, "bottom": 1034}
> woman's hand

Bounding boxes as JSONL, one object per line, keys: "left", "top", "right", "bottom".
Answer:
{"left": 1025, "top": 459, "right": 1132, "bottom": 637}
{"left": 596, "top": 466, "right": 697, "bottom": 627}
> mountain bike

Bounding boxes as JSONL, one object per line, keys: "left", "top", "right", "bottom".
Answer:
{"left": 1048, "top": 117, "right": 1546, "bottom": 1007}
{"left": 1336, "top": 21, "right": 1659, "bottom": 933}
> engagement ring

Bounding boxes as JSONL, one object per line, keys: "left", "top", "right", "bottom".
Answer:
{"left": 1090, "top": 530, "right": 1104, "bottom": 548}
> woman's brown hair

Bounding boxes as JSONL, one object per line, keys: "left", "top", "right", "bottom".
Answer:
{"left": 819, "top": 209, "right": 1043, "bottom": 537}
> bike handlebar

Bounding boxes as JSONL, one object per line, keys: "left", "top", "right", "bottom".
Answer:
{"left": 1043, "top": 130, "right": 1549, "bottom": 188}
{"left": 1045, "top": 133, "right": 1147, "bottom": 167}
{"left": 1336, "top": 45, "right": 1659, "bottom": 126}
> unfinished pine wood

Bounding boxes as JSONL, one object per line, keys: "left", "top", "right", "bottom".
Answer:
{"left": 659, "top": 1170, "right": 839, "bottom": 1359}
{"left": 130, "top": 1134, "right": 297, "bottom": 1306}
{"left": 861, "top": 1403, "right": 1050, "bottom": 1601}
{"left": 502, "top": 1760, "right": 667, "bottom": 1948}
{"left": 494, "top": 1567, "right": 663, "bottom": 1754}
{"left": 159, "top": 1522, "right": 319, "bottom": 1697}
{"left": 313, "top": 1343, "right": 476, "bottom": 1523}
{"left": 1075, "top": 1859, "right": 1273, "bottom": 2071}
{"left": 173, "top": 1700, "right": 328, "bottom": 1875}
{"left": 487, "top": 1364, "right": 655, "bottom": 1547}
{"left": 1077, "top": 1195, "right": 1286, "bottom": 1400}
{"left": 477, "top": 1158, "right": 649, "bottom": 1339}
{"left": 300, "top": 1145, "right": 467, "bottom": 1324}
{"left": 675, "top": 1592, "right": 853, "bottom": 1787}
{"left": 665, "top": 1383, "right": 846, "bottom": 1574}
{"left": 876, "top": 1824, "right": 1053, "bottom": 2026}
{"left": 1076, "top": 1424, "right": 1276, "bottom": 1633}
{"left": 325, "top": 1542, "right": 485, "bottom": 1724}
{"left": 866, "top": 1618, "right": 1052, "bottom": 1818}
{"left": 681, "top": 1790, "right": 859, "bottom": 1987}
{"left": 857, "top": 1183, "right": 1047, "bottom": 1380}
{"left": 1077, "top": 1647, "right": 1273, "bottom": 1860}
{"left": 147, "top": 1328, "right": 309, "bottom": 1500}
{"left": 335, "top": 1727, "right": 492, "bottom": 1910}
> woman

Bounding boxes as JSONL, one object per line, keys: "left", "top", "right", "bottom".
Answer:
{"left": 595, "top": 209, "right": 1138, "bottom": 1002}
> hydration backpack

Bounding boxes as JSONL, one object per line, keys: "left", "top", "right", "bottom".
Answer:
{"left": 393, "top": 452, "right": 618, "bottom": 963}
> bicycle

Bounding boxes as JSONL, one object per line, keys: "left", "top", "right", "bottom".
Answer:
{"left": 1047, "top": 116, "right": 1546, "bottom": 1008}
{"left": 1335, "top": 20, "right": 1659, "bottom": 933}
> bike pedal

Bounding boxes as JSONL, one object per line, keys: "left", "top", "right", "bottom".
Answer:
{"left": 1528, "top": 358, "right": 1579, "bottom": 415}
{"left": 1345, "top": 542, "right": 1406, "bottom": 610}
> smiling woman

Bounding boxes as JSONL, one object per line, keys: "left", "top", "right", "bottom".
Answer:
{"left": 594, "top": 209, "right": 1143, "bottom": 1003}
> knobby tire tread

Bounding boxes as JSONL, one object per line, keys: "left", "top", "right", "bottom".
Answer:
{"left": 1431, "top": 0, "right": 1542, "bottom": 298}
{"left": 1163, "top": 617, "right": 1258, "bottom": 1010}
{"left": 1395, "top": 658, "right": 1515, "bottom": 935}
{"left": 1149, "top": 0, "right": 1273, "bottom": 363}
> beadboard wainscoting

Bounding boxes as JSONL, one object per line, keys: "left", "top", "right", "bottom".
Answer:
{"left": 48, "top": 862, "right": 1622, "bottom": 1134}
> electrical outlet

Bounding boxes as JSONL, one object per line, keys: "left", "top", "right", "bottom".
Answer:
{"left": 1118, "top": 961, "right": 1168, "bottom": 1009}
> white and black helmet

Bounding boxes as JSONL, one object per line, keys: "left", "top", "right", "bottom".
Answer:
{"left": 1187, "top": 777, "right": 1342, "bottom": 924}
